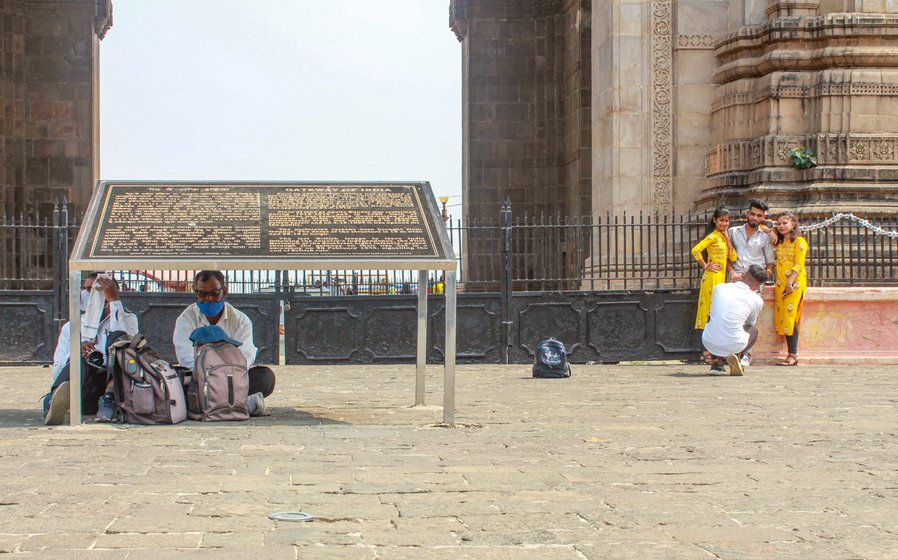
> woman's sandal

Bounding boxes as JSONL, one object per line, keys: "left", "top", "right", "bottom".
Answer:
{"left": 701, "top": 351, "right": 714, "bottom": 365}
{"left": 776, "top": 354, "right": 799, "bottom": 366}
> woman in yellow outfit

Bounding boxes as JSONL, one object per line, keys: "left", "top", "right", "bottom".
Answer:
{"left": 772, "top": 211, "right": 808, "bottom": 366}
{"left": 691, "top": 207, "right": 737, "bottom": 336}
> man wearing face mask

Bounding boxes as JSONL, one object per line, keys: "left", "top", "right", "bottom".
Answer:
{"left": 43, "top": 275, "right": 139, "bottom": 425}
{"left": 172, "top": 270, "right": 275, "bottom": 416}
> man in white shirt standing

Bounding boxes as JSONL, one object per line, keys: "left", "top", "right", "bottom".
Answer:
{"left": 701, "top": 265, "right": 767, "bottom": 376}
{"left": 728, "top": 198, "right": 775, "bottom": 367}
{"left": 43, "top": 275, "right": 139, "bottom": 425}
{"left": 172, "top": 270, "right": 274, "bottom": 416}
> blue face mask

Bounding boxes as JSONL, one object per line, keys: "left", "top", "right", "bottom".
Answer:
{"left": 196, "top": 299, "right": 225, "bottom": 318}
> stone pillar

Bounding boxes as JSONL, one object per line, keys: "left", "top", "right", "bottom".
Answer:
{"left": 451, "top": 0, "right": 592, "bottom": 288}
{"left": 673, "top": 0, "right": 729, "bottom": 209}
{"left": 592, "top": 0, "right": 658, "bottom": 215}
{"left": 451, "top": 0, "right": 591, "bottom": 222}
{"left": 703, "top": 0, "right": 898, "bottom": 214}
{"left": 0, "top": 0, "right": 111, "bottom": 220}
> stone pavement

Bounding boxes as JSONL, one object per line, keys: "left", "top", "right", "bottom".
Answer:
{"left": 1, "top": 363, "right": 896, "bottom": 559}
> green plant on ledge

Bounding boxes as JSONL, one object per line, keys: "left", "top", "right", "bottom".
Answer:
{"left": 790, "top": 147, "right": 817, "bottom": 170}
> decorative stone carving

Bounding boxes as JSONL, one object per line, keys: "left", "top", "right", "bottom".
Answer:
{"left": 651, "top": 0, "right": 673, "bottom": 206}
{"left": 707, "top": 134, "right": 898, "bottom": 174}
{"left": 676, "top": 35, "right": 715, "bottom": 49}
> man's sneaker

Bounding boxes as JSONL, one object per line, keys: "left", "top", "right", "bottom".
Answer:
{"left": 246, "top": 392, "right": 267, "bottom": 417}
{"left": 726, "top": 354, "right": 744, "bottom": 376}
{"left": 96, "top": 392, "right": 116, "bottom": 423}
{"left": 709, "top": 363, "right": 726, "bottom": 373}
{"left": 44, "top": 381, "right": 70, "bottom": 426}
{"left": 740, "top": 353, "right": 752, "bottom": 367}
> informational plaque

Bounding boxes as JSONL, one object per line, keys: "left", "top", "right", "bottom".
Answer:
{"left": 84, "top": 183, "right": 449, "bottom": 260}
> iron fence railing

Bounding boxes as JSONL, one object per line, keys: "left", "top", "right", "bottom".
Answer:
{"left": 448, "top": 204, "right": 898, "bottom": 291}
{"left": 2, "top": 201, "right": 897, "bottom": 298}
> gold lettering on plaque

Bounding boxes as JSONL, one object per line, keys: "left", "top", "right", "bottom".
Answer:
{"left": 91, "top": 184, "right": 439, "bottom": 258}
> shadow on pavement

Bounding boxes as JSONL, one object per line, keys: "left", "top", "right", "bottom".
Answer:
{"left": 667, "top": 371, "right": 722, "bottom": 377}
{"left": 0, "top": 407, "right": 349, "bottom": 428}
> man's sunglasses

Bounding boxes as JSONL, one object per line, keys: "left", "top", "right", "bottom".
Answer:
{"left": 195, "top": 289, "right": 224, "bottom": 298}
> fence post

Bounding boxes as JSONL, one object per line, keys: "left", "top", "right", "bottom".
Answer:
{"left": 499, "top": 198, "right": 512, "bottom": 363}
{"left": 52, "top": 199, "right": 69, "bottom": 333}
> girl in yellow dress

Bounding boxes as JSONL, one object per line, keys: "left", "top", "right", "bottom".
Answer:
{"left": 772, "top": 211, "right": 808, "bottom": 366}
{"left": 691, "top": 207, "right": 737, "bottom": 336}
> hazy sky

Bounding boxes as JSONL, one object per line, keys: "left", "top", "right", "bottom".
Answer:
{"left": 99, "top": 1, "right": 463, "bottom": 210}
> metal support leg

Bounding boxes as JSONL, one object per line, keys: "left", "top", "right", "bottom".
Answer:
{"left": 415, "top": 269, "right": 428, "bottom": 406}
{"left": 443, "top": 270, "right": 457, "bottom": 425}
{"left": 68, "top": 271, "right": 82, "bottom": 426}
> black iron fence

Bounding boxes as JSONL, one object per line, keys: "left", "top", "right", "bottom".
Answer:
{"left": 450, "top": 202, "right": 898, "bottom": 291}
{"left": 2, "top": 200, "right": 898, "bottom": 365}
{"left": 2, "top": 201, "right": 898, "bottom": 298}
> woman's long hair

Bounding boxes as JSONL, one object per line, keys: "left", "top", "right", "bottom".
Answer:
{"left": 775, "top": 211, "right": 803, "bottom": 243}
{"left": 704, "top": 207, "right": 730, "bottom": 236}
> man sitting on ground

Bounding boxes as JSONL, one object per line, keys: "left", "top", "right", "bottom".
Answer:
{"left": 172, "top": 270, "right": 274, "bottom": 416}
{"left": 701, "top": 264, "right": 768, "bottom": 376}
{"left": 43, "top": 275, "right": 139, "bottom": 425}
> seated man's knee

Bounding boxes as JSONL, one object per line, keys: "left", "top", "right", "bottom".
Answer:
{"left": 248, "top": 365, "right": 275, "bottom": 397}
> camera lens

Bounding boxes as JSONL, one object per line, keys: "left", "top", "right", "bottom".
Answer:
{"left": 86, "top": 351, "right": 105, "bottom": 369}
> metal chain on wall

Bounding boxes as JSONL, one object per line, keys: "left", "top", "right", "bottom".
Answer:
{"left": 800, "top": 213, "right": 898, "bottom": 238}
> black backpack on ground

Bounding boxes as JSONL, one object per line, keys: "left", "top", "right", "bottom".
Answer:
{"left": 532, "top": 338, "right": 572, "bottom": 378}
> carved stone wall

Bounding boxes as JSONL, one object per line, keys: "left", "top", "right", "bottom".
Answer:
{"left": 0, "top": 0, "right": 111, "bottom": 219}
{"left": 703, "top": 3, "right": 898, "bottom": 213}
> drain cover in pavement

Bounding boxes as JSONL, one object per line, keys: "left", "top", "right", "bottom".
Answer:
{"left": 268, "top": 511, "right": 315, "bottom": 522}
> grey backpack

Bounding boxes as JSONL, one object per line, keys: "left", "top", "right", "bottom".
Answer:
{"left": 110, "top": 333, "right": 187, "bottom": 425}
{"left": 187, "top": 340, "right": 249, "bottom": 422}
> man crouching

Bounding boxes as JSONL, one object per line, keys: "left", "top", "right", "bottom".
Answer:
{"left": 701, "top": 264, "right": 768, "bottom": 376}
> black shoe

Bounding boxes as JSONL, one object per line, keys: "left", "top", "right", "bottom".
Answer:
{"left": 709, "top": 363, "right": 726, "bottom": 373}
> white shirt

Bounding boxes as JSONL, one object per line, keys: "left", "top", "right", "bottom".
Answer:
{"left": 728, "top": 224, "right": 775, "bottom": 274}
{"left": 51, "top": 301, "right": 139, "bottom": 382}
{"left": 701, "top": 282, "right": 763, "bottom": 357}
{"left": 173, "top": 302, "right": 257, "bottom": 370}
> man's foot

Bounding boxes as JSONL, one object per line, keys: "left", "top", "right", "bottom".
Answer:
{"left": 726, "top": 354, "right": 744, "bottom": 376}
{"left": 776, "top": 354, "right": 799, "bottom": 366}
{"left": 246, "top": 392, "right": 268, "bottom": 417}
{"left": 740, "top": 353, "right": 751, "bottom": 367}
{"left": 96, "top": 392, "right": 116, "bottom": 423}
{"left": 709, "top": 362, "right": 726, "bottom": 373}
{"left": 44, "top": 381, "right": 70, "bottom": 425}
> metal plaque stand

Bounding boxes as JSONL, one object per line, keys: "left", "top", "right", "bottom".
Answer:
{"left": 66, "top": 181, "right": 458, "bottom": 427}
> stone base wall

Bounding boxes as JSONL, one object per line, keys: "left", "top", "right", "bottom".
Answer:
{"left": 752, "top": 286, "right": 898, "bottom": 364}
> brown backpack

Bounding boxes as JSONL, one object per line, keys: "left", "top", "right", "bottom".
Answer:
{"left": 110, "top": 334, "right": 187, "bottom": 425}
{"left": 187, "top": 340, "right": 249, "bottom": 421}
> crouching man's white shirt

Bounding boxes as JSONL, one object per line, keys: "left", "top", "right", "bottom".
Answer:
{"left": 701, "top": 282, "right": 763, "bottom": 357}
{"left": 173, "top": 302, "right": 257, "bottom": 370}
